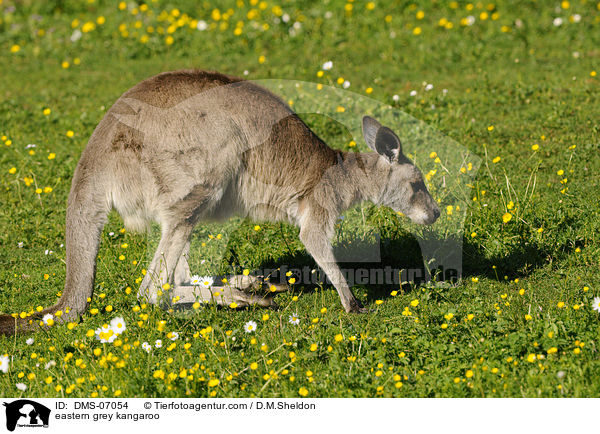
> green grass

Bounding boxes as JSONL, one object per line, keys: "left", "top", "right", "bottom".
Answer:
{"left": 1, "top": 0, "right": 600, "bottom": 398}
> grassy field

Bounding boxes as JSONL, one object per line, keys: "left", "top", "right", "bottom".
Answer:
{"left": 1, "top": 0, "right": 600, "bottom": 398}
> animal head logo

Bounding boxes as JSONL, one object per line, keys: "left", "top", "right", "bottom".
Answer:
{"left": 3, "top": 400, "right": 51, "bottom": 431}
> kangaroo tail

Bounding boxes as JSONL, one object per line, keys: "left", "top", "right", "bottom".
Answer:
{"left": 0, "top": 162, "right": 110, "bottom": 336}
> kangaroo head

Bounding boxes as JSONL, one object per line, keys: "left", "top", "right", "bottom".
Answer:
{"left": 362, "top": 116, "right": 440, "bottom": 225}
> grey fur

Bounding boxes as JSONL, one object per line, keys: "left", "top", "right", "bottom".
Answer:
{"left": 0, "top": 70, "right": 441, "bottom": 334}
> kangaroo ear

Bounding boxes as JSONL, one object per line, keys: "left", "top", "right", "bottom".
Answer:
{"left": 362, "top": 116, "right": 401, "bottom": 162}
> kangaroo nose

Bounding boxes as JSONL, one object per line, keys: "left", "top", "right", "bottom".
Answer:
{"left": 433, "top": 207, "right": 440, "bottom": 220}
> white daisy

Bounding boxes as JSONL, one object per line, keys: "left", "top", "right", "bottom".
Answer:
{"left": 200, "top": 276, "right": 214, "bottom": 288}
{"left": 342, "top": 80, "right": 350, "bottom": 89}
{"left": 26, "top": 338, "right": 34, "bottom": 345}
{"left": 190, "top": 275, "right": 202, "bottom": 285}
{"left": 465, "top": 15, "right": 475, "bottom": 26}
{"left": 42, "top": 313, "right": 53, "bottom": 326}
{"left": 45, "top": 360, "right": 56, "bottom": 369}
{"left": 16, "top": 383, "right": 27, "bottom": 391}
{"left": 392, "top": 94, "right": 399, "bottom": 102}
{"left": 425, "top": 83, "right": 434, "bottom": 91}
{"left": 110, "top": 317, "right": 126, "bottom": 335}
{"left": 155, "top": 339, "right": 162, "bottom": 348}
{"left": 288, "top": 313, "right": 300, "bottom": 325}
{"left": 553, "top": 17, "right": 563, "bottom": 26}
{"left": 592, "top": 297, "right": 600, "bottom": 313}
{"left": 244, "top": 321, "right": 257, "bottom": 333}
{"left": 141, "top": 342, "right": 151, "bottom": 353}
{"left": 196, "top": 20, "right": 208, "bottom": 31}
{"left": 0, "top": 355, "right": 9, "bottom": 373}
{"left": 572, "top": 14, "right": 581, "bottom": 23}
{"left": 322, "top": 60, "right": 333, "bottom": 70}
{"left": 410, "top": 90, "right": 417, "bottom": 97}
{"left": 70, "top": 29, "right": 82, "bottom": 42}
{"left": 168, "top": 331, "right": 179, "bottom": 341}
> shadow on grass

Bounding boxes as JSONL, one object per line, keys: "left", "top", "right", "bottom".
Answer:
{"left": 215, "top": 227, "right": 562, "bottom": 304}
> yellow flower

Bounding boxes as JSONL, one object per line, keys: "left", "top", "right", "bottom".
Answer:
{"left": 43, "top": 108, "right": 51, "bottom": 116}
{"left": 413, "top": 26, "right": 422, "bottom": 35}
{"left": 82, "top": 22, "right": 96, "bottom": 33}
{"left": 502, "top": 212, "right": 512, "bottom": 223}
{"left": 250, "top": 362, "right": 258, "bottom": 370}
{"left": 10, "top": 44, "right": 21, "bottom": 53}
{"left": 258, "top": 55, "right": 266, "bottom": 64}
{"left": 334, "top": 334, "right": 343, "bottom": 342}
{"left": 8, "top": 167, "right": 16, "bottom": 175}
{"left": 557, "top": 302, "right": 565, "bottom": 308}
{"left": 492, "top": 156, "right": 501, "bottom": 163}
{"left": 410, "top": 299, "right": 419, "bottom": 307}
{"left": 298, "top": 387, "right": 308, "bottom": 397}
{"left": 208, "top": 379, "right": 219, "bottom": 387}
{"left": 465, "top": 370, "right": 473, "bottom": 378}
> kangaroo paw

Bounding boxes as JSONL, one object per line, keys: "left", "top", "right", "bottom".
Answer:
{"left": 227, "top": 274, "right": 289, "bottom": 294}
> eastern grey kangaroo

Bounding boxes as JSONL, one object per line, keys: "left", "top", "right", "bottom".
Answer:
{"left": 0, "top": 70, "right": 440, "bottom": 335}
